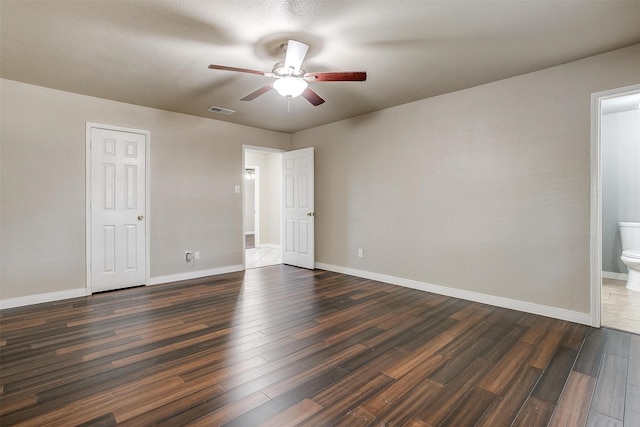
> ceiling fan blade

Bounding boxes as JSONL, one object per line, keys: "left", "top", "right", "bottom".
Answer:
{"left": 284, "top": 40, "right": 309, "bottom": 73}
{"left": 241, "top": 84, "right": 273, "bottom": 101}
{"left": 301, "top": 88, "right": 325, "bottom": 106}
{"left": 305, "top": 71, "right": 367, "bottom": 82}
{"left": 209, "top": 64, "right": 268, "bottom": 76}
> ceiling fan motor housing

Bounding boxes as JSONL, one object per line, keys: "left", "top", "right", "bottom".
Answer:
{"left": 272, "top": 61, "right": 305, "bottom": 78}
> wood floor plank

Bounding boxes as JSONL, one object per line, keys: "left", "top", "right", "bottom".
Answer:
{"left": 116, "top": 383, "right": 226, "bottom": 427}
{"left": 301, "top": 373, "right": 394, "bottom": 426}
{"left": 382, "top": 332, "right": 455, "bottom": 379}
{"left": 513, "top": 396, "right": 556, "bottom": 427}
{"left": 531, "top": 345, "right": 579, "bottom": 404}
{"left": 562, "top": 323, "right": 591, "bottom": 350}
{"left": 575, "top": 329, "right": 608, "bottom": 377}
{"left": 414, "top": 357, "right": 494, "bottom": 426}
{"left": 476, "top": 365, "right": 543, "bottom": 427}
{"left": 222, "top": 367, "right": 350, "bottom": 427}
{"left": 548, "top": 371, "right": 597, "bottom": 427}
{"left": 520, "top": 316, "right": 555, "bottom": 345}
{"left": 260, "top": 343, "right": 367, "bottom": 399}
{"left": 332, "top": 406, "right": 377, "bottom": 426}
{"left": 0, "top": 265, "right": 635, "bottom": 426}
{"left": 439, "top": 386, "right": 497, "bottom": 426}
{"left": 401, "top": 418, "right": 432, "bottom": 427}
{"left": 429, "top": 335, "right": 494, "bottom": 385}
{"left": 180, "top": 391, "right": 271, "bottom": 427}
{"left": 257, "top": 398, "right": 322, "bottom": 427}
{"left": 482, "top": 323, "right": 528, "bottom": 363}
{"left": 217, "top": 341, "right": 330, "bottom": 394}
{"left": 0, "top": 393, "right": 38, "bottom": 416}
{"left": 365, "top": 378, "right": 443, "bottom": 427}
{"left": 478, "top": 341, "right": 534, "bottom": 394}
{"left": 359, "top": 354, "right": 447, "bottom": 416}
{"left": 76, "top": 412, "right": 118, "bottom": 427}
{"left": 528, "top": 323, "right": 569, "bottom": 370}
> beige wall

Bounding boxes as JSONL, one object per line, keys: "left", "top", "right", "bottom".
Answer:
{"left": 0, "top": 79, "right": 290, "bottom": 300}
{"left": 291, "top": 44, "right": 640, "bottom": 314}
{"left": 2, "top": 44, "right": 639, "bottom": 313}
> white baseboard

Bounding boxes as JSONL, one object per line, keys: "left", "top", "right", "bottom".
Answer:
{"left": 1, "top": 263, "right": 593, "bottom": 326}
{"left": 0, "top": 288, "right": 89, "bottom": 310}
{"left": 1, "top": 265, "right": 246, "bottom": 310}
{"left": 315, "top": 263, "right": 592, "bottom": 326}
{"left": 147, "top": 265, "right": 244, "bottom": 286}
{"left": 602, "top": 271, "right": 628, "bottom": 281}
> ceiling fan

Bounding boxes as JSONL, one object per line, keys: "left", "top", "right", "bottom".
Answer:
{"left": 208, "top": 40, "right": 367, "bottom": 106}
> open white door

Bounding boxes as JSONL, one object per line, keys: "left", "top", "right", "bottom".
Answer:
{"left": 90, "top": 127, "right": 146, "bottom": 292}
{"left": 282, "top": 147, "right": 315, "bottom": 269}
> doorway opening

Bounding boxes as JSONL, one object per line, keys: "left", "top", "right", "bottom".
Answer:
{"left": 243, "top": 146, "right": 283, "bottom": 269}
{"left": 591, "top": 84, "right": 640, "bottom": 334}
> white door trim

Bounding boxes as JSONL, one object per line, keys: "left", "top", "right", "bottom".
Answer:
{"left": 589, "top": 83, "right": 640, "bottom": 327}
{"left": 86, "top": 122, "right": 151, "bottom": 294}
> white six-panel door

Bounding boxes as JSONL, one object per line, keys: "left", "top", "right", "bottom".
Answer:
{"left": 282, "top": 147, "right": 315, "bottom": 269}
{"left": 90, "top": 127, "right": 146, "bottom": 292}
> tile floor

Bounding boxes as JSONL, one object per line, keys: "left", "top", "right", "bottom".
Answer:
{"left": 246, "top": 246, "right": 282, "bottom": 269}
{"left": 602, "top": 278, "right": 640, "bottom": 335}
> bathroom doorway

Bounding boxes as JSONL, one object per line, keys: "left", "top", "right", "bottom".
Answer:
{"left": 243, "top": 146, "right": 283, "bottom": 269}
{"left": 592, "top": 85, "right": 640, "bottom": 334}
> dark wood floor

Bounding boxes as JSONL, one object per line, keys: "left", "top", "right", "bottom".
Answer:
{"left": 0, "top": 265, "right": 638, "bottom": 426}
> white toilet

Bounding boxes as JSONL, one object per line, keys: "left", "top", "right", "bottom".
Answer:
{"left": 619, "top": 222, "right": 640, "bottom": 292}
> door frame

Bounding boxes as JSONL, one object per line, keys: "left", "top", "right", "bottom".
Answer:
{"left": 85, "top": 122, "right": 151, "bottom": 294}
{"left": 242, "top": 145, "right": 285, "bottom": 268}
{"left": 589, "top": 83, "right": 640, "bottom": 327}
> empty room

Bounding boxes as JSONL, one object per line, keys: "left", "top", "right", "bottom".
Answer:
{"left": 1, "top": 1, "right": 640, "bottom": 426}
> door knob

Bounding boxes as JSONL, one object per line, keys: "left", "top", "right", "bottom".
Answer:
{"left": 138, "top": 215, "right": 144, "bottom": 220}
{"left": 307, "top": 212, "right": 315, "bottom": 217}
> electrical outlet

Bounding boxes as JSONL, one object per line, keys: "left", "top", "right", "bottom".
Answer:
{"left": 358, "top": 248, "right": 364, "bottom": 258}
{"left": 195, "top": 251, "right": 200, "bottom": 260}
{"left": 185, "top": 251, "right": 193, "bottom": 262}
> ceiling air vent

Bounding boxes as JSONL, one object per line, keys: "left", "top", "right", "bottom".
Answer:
{"left": 207, "top": 106, "right": 235, "bottom": 115}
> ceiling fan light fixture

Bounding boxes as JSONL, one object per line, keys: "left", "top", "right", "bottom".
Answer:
{"left": 273, "top": 77, "right": 307, "bottom": 98}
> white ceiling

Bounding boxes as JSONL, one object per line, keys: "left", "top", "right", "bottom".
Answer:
{"left": 1, "top": 1, "right": 639, "bottom": 133}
